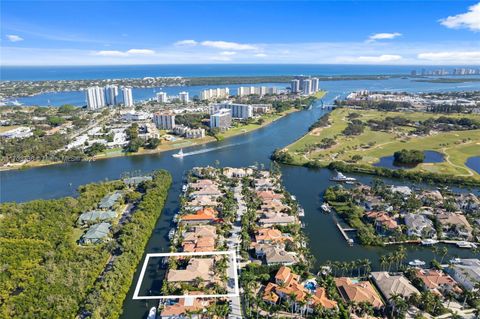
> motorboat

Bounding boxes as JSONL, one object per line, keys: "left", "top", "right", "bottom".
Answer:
{"left": 456, "top": 241, "right": 478, "bottom": 249}
{"left": 330, "top": 171, "right": 356, "bottom": 182}
{"left": 421, "top": 239, "right": 439, "bottom": 246}
{"left": 172, "top": 149, "right": 184, "bottom": 158}
{"left": 298, "top": 207, "right": 305, "bottom": 217}
{"left": 168, "top": 229, "right": 176, "bottom": 240}
{"left": 408, "top": 259, "right": 426, "bottom": 267}
{"left": 449, "top": 258, "right": 462, "bottom": 264}
{"left": 182, "top": 185, "right": 188, "bottom": 192}
{"left": 147, "top": 307, "right": 157, "bottom": 319}
{"left": 321, "top": 203, "right": 332, "bottom": 213}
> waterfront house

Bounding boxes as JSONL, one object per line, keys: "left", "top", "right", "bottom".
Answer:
{"left": 256, "top": 190, "right": 284, "bottom": 201}
{"left": 404, "top": 213, "right": 436, "bottom": 238}
{"left": 456, "top": 193, "right": 479, "bottom": 213}
{"left": 80, "top": 222, "right": 111, "bottom": 244}
{"left": 222, "top": 167, "right": 253, "bottom": 178}
{"left": 190, "top": 185, "right": 222, "bottom": 198}
{"left": 77, "top": 210, "right": 117, "bottom": 225}
{"left": 414, "top": 268, "right": 462, "bottom": 296}
{"left": 160, "top": 295, "right": 210, "bottom": 319}
{"left": 254, "top": 244, "right": 296, "bottom": 265}
{"left": 258, "top": 212, "right": 296, "bottom": 227}
{"left": 364, "top": 211, "right": 399, "bottom": 234}
{"left": 446, "top": 259, "right": 480, "bottom": 291}
{"left": 390, "top": 186, "right": 412, "bottom": 197}
{"left": 179, "top": 208, "right": 218, "bottom": 225}
{"left": 436, "top": 212, "right": 473, "bottom": 240}
{"left": 184, "top": 196, "right": 218, "bottom": 209}
{"left": 262, "top": 267, "right": 337, "bottom": 312}
{"left": 98, "top": 191, "right": 123, "bottom": 210}
{"left": 371, "top": 272, "right": 419, "bottom": 302}
{"left": 335, "top": 277, "right": 384, "bottom": 309}
{"left": 123, "top": 176, "right": 152, "bottom": 187}
{"left": 254, "top": 228, "right": 292, "bottom": 244}
{"left": 167, "top": 258, "right": 215, "bottom": 283}
{"left": 182, "top": 226, "right": 217, "bottom": 252}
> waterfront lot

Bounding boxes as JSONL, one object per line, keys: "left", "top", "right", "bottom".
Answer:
{"left": 286, "top": 108, "right": 480, "bottom": 178}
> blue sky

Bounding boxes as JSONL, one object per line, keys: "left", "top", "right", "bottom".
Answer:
{"left": 1, "top": 1, "right": 479, "bottom": 65}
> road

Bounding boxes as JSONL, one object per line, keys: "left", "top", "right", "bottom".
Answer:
{"left": 227, "top": 183, "right": 246, "bottom": 319}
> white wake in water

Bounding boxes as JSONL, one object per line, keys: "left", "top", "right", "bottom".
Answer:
{"left": 175, "top": 141, "right": 248, "bottom": 157}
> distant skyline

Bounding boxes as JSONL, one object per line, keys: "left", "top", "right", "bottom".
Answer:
{"left": 1, "top": 1, "right": 479, "bottom": 66}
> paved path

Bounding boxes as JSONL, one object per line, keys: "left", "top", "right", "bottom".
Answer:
{"left": 227, "top": 183, "right": 246, "bottom": 319}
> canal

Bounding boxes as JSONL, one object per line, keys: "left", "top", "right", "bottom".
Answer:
{"left": 1, "top": 78, "right": 479, "bottom": 318}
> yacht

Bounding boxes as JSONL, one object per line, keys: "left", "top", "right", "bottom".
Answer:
{"left": 182, "top": 185, "right": 188, "bottom": 193}
{"left": 330, "top": 171, "right": 356, "bottom": 182}
{"left": 172, "top": 149, "right": 184, "bottom": 158}
{"left": 147, "top": 307, "right": 157, "bottom": 319}
{"left": 168, "top": 229, "right": 175, "bottom": 240}
{"left": 456, "top": 241, "right": 478, "bottom": 249}
{"left": 449, "top": 258, "right": 462, "bottom": 264}
{"left": 421, "top": 239, "right": 439, "bottom": 246}
{"left": 408, "top": 259, "right": 426, "bottom": 267}
{"left": 298, "top": 207, "right": 305, "bottom": 217}
{"left": 321, "top": 203, "right": 332, "bottom": 213}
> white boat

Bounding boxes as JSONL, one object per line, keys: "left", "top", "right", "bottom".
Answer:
{"left": 330, "top": 171, "right": 356, "bottom": 182}
{"left": 449, "top": 258, "right": 462, "bottom": 264}
{"left": 408, "top": 259, "right": 426, "bottom": 267}
{"left": 321, "top": 203, "right": 332, "bottom": 213}
{"left": 147, "top": 307, "right": 157, "bottom": 319}
{"left": 456, "top": 241, "right": 478, "bottom": 249}
{"left": 298, "top": 207, "right": 305, "bottom": 217}
{"left": 421, "top": 239, "right": 439, "bottom": 246}
{"left": 168, "top": 229, "right": 175, "bottom": 240}
{"left": 182, "top": 185, "right": 188, "bottom": 192}
{"left": 172, "top": 149, "right": 184, "bottom": 158}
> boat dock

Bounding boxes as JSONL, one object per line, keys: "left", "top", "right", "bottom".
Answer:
{"left": 336, "top": 223, "right": 354, "bottom": 246}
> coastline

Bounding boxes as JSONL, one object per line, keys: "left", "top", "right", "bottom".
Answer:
{"left": 0, "top": 107, "right": 301, "bottom": 172}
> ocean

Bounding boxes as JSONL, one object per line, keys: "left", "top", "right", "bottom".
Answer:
{"left": 1, "top": 64, "right": 477, "bottom": 81}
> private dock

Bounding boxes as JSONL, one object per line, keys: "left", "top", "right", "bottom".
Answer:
{"left": 336, "top": 223, "right": 354, "bottom": 246}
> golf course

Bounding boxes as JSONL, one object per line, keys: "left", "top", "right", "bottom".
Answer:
{"left": 285, "top": 108, "right": 480, "bottom": 179}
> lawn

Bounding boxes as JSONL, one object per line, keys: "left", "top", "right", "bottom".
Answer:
{"left": 286, "top": 108, "right": 480, "bottom": 179}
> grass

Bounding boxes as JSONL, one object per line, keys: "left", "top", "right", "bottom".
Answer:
{"left": 286, "top": 108, "right": 480, "bottom": 179}
{"left": 0, "top": 125, "right": 20, "bottom": 133}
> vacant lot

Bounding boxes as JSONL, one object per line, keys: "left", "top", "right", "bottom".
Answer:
{"left": 286, "top": 108, "right": 480, "bottom": 178}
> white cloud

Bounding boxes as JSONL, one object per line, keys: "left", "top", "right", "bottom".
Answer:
{"left": 210, "top": 55, "right": 233, "bottom": 62}
{"left": 6, "top": 34, "right": 24, "bottom": 42}
{"left": 367, "top": 32, "right": 402, "bottom": 42}
{"left": 440, "top": 3, "right": 480, "bottom": 32}
{"left": 417, "top": 51, "right": 480, "bottom": 63}
{"left": 200, "top": 40, "right": 257, "bottom": 51}
{"left": 341, "top": 54, "right": 403, "bottom": 63}
{"left": 174, "top": 39, "right": 198, "bottom": 46}
{"left": 255, "top": 53, "right": 267, "bottom": 57}
{"left": 220, "top": 51, "right": 237, "bottom": 56}
{"left": 93, "top": 49, "right": 155, "bottom": 57}
{"left": 126, "top": 49, "right": 155, "bottom": 55}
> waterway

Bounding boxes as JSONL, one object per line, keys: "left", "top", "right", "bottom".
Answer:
{"left": 374, "top": 150, "right": 445, "bottom": 170}
{"left": 1, "top": 78, "right": 479, "bottom": 319}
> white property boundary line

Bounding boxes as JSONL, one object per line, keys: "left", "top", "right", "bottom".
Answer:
{"left": 132, "top": 250, "right": 239, "bottom": 300}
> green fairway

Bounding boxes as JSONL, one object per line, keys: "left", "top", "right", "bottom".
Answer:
{"left": 286, "top": 108, "right": 480, "bottom": 179}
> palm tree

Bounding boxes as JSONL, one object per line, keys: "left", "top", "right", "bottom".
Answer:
{"left": 440, "top": 246, "right": 448, "bottom": 264}
{"left": 380, "top": 255, "right": 388, "bottom": 271}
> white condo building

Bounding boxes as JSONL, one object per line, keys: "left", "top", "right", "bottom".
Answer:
{"left": 211, "top": 102, "right": 252, "bottom": 119}
{"left": 122, "top": 87, "right": 134, "bottom": 107}
{"left": 179, "top": 91, "right": 189, "bottom": 103}
{"left": 210, "top": 109, "right": 232, "bottom": 129}
{"left": 156, "top": 92, "right": 168, "bottom": 103}
{"left": 290, "top": 80, "right": 300, "bottom": 93}
{"left": 86, "top": 86, "right": 106, "bottom": 110}
{"left": 302, "top": 79, "right": 312, "bottom": 95}
{"left": 311, "top": 78, "right": 319, "bottom": 92}
{"left": 200, "top": 88, "right": 230, "bottom": 100}
{"left": 237, "top": 86, "right": 277, "bottom": 97}
{"left": 105, "top": 85, "right": 119, "bottom": 106}
{"left": 153, "top": 112, "right": 176, "bottom": 130}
